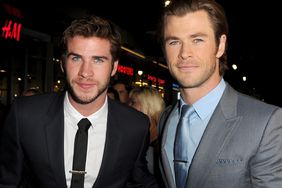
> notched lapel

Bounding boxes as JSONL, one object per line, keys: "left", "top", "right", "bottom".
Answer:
{"left": 93, "top": 100, "right": 122, "bottom": 187}
{"left": 187, "top": 84, "right": 242, "bottom": 188}
{"left": 188, "top": 113, "right": 241, "bottom": 187}
{"left": 160, "top": 104, "right": 178, "bottom": 188}
{"left": 44, "top": 95, "right": 66, "bottom": 187}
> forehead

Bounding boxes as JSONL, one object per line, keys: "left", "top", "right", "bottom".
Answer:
{"left": 67, "top": 36, "right": 111, "bottom": 55}
{"left": 164, "top": 10, "right": 214, "bottom": 36}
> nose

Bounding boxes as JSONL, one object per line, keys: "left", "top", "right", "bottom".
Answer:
{"left": 178, "top": 42, "right": 192, "bottom": 60}
{"left": 78, "top": 61, "right": 93, "bottom": 78}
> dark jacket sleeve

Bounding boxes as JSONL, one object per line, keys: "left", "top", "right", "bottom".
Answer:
{"left": 0, "top": 99, "right": 24, "bottom": 187}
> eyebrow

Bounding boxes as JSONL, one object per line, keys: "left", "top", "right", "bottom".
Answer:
{"left": 67, "top": 52, "right": 109, "bottom": 61}
{"left": 164, "top": 36, "right": 179, "bottom": 43}
{"left": 190, "top": 32, "right": 208, "bottom": 38}
{"left": 66, "top": 52, "right": 80, "bottom": 58}
{"left": 164, "top": 32, "right": 208, "bottom": 42}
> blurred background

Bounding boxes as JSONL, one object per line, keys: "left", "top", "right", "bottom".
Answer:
{"left": 1, "top": 0, "right": 281, "bottom": 107}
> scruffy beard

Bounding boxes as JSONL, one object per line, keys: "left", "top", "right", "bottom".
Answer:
{"left": 66, "top": 78, "right": 108, "bottom": 105}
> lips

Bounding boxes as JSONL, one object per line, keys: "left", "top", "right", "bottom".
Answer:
{"left": 78, "top": 83, "right": 95, "bottom": 89}
{"left": 177, "top": 64, "right": 197, "bottom": 72}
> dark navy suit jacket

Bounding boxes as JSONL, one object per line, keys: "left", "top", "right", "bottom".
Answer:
{"left": 0, "top": 92, "right": 158, "bottom": 188}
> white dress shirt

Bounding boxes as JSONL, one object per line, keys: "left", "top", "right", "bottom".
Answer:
{"left": 64, "top": 93, "right": 108, "bottom": 188}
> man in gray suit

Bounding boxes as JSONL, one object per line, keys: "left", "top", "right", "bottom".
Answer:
{"left": 157, "top": 0, "right": 282, "bottom": 187}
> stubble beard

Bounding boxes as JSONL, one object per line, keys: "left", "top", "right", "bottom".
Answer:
{"left": 173, "top": 62, "right": 217, "bottom": 89}
{"left": 66, "top": 78, "right": 110, "bottom": 105}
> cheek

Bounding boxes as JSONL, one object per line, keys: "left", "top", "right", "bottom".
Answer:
{"left": 165, "top": 46, "right": 176, "bottom": 58}
{"left": 166, "top": 48, "right": 179, "bottom": 62}
{"left": 95, "top": 67, "right": 113, "bottom": 82}
{"left": 165, "top": 54, "right": 176, "bottom": 70}
{"left": 65, "top": 67, "right": 78, "bottom": 80}
{"left": 197, "top": 47, "right": 214, "bottom": 63}
{"left": 106, "top": 66, "right": 115, "bottom": 77}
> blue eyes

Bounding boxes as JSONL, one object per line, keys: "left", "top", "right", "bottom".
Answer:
{"left": 167, "top": 38, "right": 203, "bottom": 46}
{"left": 71, "top": 56, "right": 81, "bottom": 61}
{"left": 193, "top": 38, "right": 203, "bottom": 43}
{"left": 168, "top": 40, "right": 180, "bottom": 45}
{"left": 69, "top": 56, "right": 105, "bottom": 64}
{"left": 93, "top": 57, "right": 104, "bottom": 64}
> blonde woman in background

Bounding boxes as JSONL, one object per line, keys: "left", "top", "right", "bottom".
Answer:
{"left": 128, "top": 87, "right": 165, "bottom": 185}
{"left": 129, "top": 87, "right": 165, "bottom": 144}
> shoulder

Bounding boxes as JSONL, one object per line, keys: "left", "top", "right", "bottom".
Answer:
{"left": 237, "top": 91, "right": 279, "bottom": 115}
{"left": 238, "top": 93, "right": 282, "bottom": 129}
{"left": 16, "top": 91, "right": 63, "bottom": 103}
{"left": 11, "top": 92, "right": 64, "bottom": 113}
{"left": 107, "top": 99, "right": 151, "bottom": 137}
{"left": 108, "top": 98, "right": 149, "bottom": 124}
{"left": 224, "top": 84, "right": 281, "bottom": 123}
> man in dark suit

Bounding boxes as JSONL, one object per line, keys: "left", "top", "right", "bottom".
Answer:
{"left": 157, "top": 0, "right": 282, "bottom": 188}
{"left": 0, "top": 15, "right": 157, "bottom": 188}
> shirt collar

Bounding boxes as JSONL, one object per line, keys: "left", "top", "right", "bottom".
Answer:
{"left": 64, "top": 92, "right": 108, "bottom": 128}
{"left": 179, "top": 78, "right": 226, "bottom": 120}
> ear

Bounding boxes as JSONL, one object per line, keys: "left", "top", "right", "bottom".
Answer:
{"left": 216, "top": 34, "right": 227, "bottom": 58}
{"left": 60, "top": 60, "right": 65, "bottom": 73}
{"left": 111, "top": 60, "right": 118, "bottom": 76}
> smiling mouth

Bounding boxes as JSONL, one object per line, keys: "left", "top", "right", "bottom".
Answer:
{"left": 78, "top": 83, "right": 95, "bottom": 90}
{"left": 178, "top": 65, "right": 197, "bottom": 71}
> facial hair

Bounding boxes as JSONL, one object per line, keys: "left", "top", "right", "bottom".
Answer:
{"left": 65, "top": 74, "right": 110, "bottom": 105}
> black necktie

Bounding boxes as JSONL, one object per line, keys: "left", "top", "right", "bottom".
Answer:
{"left": 70, "top": 118, "right": 91, "bottom": 188}
{"left": 174, "top": 105, "right": 194, "bottom": 188}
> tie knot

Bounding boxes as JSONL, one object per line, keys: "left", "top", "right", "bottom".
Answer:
{"left": 77, "top": 118, "right": 91, "bottom": 132}
{"left": 180, "top": 105, "right": 194, "bottom": 119}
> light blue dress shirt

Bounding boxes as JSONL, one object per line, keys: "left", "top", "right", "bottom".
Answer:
{"left": 164, "top": 78, "right": 226, "bottom": 182}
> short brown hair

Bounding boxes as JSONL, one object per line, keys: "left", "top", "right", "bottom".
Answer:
{"left": 159, "top": 0, "right": 229, "bottom": 75}
{"left": 61, "top": 15, "right": 121, "bottom": 63}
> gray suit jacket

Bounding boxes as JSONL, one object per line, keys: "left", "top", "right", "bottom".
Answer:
{"left": 158, "top": 83, "right": 282, "bottom": 188}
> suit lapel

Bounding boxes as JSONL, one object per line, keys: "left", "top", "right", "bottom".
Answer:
{"left": 93, "top": 99, "right": 122, "bottom": 187}
{"left": 187, "top": 84, "right": 242, "bottom": 188}
{"left": 160, "top": 103, "right": 178, "bottom": 188}
{"left": 44, "top": 93, "right": 67, "bottom": 187}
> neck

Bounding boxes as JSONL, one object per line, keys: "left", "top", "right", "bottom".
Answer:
{"left": 181, "top": 76, "right": 221, "bottom": 105}
{"left": 68, "top": 92, "right": 107, "bottom": 116}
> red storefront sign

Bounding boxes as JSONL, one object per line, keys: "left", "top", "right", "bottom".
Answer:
{"left": 1, "top": 19, "right": 22, "bottom": 42}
